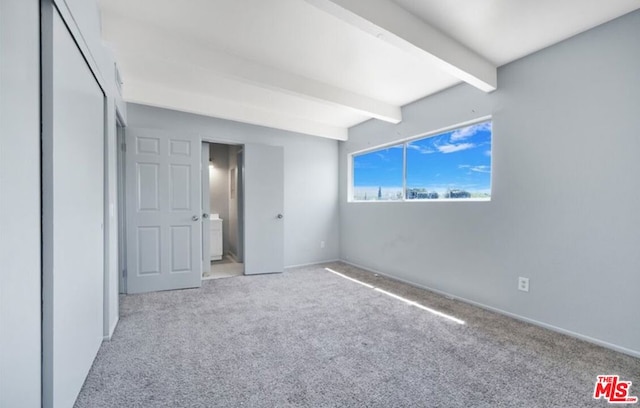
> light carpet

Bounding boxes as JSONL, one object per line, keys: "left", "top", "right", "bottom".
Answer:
{"left": 75, "top": 262, "right": 639, "bottom": 407}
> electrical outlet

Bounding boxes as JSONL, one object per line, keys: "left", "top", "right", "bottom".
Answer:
{"left": 518, "top": 277, "right": 529, "bottom": 292}
{"left": 320, "top": 241, "right": 325, "bottom": 249}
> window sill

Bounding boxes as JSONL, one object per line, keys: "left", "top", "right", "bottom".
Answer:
{"left": 348, "top": 198, "right": 491, "bottom": 203}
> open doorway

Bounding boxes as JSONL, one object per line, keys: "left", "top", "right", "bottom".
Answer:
{"left": 117, "top": 134, "right": 282, "bottom": 294}
{"left": 202, "top": 142, "right": 245, "bottom": 279}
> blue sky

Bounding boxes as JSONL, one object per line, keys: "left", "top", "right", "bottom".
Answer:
{"left": 353, "top": 121, "right": 492, "bottom": 194}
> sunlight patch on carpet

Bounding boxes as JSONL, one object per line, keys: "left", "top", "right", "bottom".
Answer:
{"left": 325, "top": 267, "right": 465, "bottom": 325}
{"left": 325, "top": 267, "right": 374, "bottom": 288}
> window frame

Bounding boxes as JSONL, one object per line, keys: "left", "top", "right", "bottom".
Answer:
{"left": 349, "top": 117, "right": 493, "bottom": 203}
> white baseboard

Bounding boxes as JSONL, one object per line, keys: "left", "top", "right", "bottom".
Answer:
{"left": 103, "top": 316, "right": 119, "bottom": 341}
{"left": 226, "top": 251, "right": 240, "bottom": 263}
{"left": 285, "top": 259, "right": 340, "bottom": 269}
{"left": 339, "top": 259, "right": 640, "bottom": 359}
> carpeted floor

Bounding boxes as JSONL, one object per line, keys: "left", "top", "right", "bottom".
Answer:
{"left": 75, "top": 262, "right": 639, "bottom": 407}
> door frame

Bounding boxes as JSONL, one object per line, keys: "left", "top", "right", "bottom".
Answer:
{"left": 116, "top": 117, "right": 126, "bottom": 294}
{"left": 116, "top": 134, "right": 286, "bottom": 290}
{"left": 236, "top": 148, "right": 245, "bottom": 262}
{"left": 200, "top": 137, "right": 245, "bottom": 273}
{"left": 117, "top": 135, "right": 237, "bottom": 292}
{"left": 201, "top": 142, "right": 211, "bottom": 273}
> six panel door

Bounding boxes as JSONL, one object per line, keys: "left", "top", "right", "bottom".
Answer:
{"left": 125, "top": 128, "right": 202, "bottom": 294}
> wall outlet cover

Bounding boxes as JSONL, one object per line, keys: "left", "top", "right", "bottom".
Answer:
{"left": 518, "top": 277, "right": 529, "bottom": 292}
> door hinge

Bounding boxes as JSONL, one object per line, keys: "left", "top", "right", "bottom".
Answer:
{"left": 123, "top": 269, "right": 127, "bottom": 278}
{"left": 121, "top": 142, "right": 126, "bottom": 152}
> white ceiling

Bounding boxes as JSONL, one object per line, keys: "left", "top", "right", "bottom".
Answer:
{"left": 99, "top": 0, "right": 639, "bottom": 140}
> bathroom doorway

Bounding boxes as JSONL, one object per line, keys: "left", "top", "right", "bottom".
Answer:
{"left": 202, "top": 142, "right": 245, "bottom": 280}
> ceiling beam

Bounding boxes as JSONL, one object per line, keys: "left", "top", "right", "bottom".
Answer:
{"left": 103, "top": 19, "right": 402, "bottom": 124}
{"left": 125, "top": 79, "right": 349, "bottom": 141}
{"left": 305, "top": 0, "right": 497, "bottom": 92}
{"left": 202, "top": 48, "right": 402, "bottom": 124}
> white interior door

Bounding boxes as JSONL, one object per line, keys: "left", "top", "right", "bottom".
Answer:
{"left": 244, "top": 143, "right": 284, "bottom": 274}
{"left": 125, "top": 128, "right": 202, "bottom": 293}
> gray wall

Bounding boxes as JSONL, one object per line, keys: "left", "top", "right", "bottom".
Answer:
{"left": 0, "top": 0, "right": 41, "bottom": 406}
{"left": 340, "top": 10, "right": 640, "bottom": 356}
{"left": 127, "top": 103, "right": 340, "bottom": 267}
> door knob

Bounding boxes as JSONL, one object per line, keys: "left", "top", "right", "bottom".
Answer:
{"left": 192, "top": 215, "right": 200, "bottom": 221}
{"left": 277, "top": 214, "right": 283, "bottom": 219}
{"left": 202, "top": 213, "right": 210, "bottom": 219}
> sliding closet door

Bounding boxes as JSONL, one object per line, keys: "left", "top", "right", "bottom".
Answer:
{"left": 42, "top": 6, "right": 105, "bottom": 408}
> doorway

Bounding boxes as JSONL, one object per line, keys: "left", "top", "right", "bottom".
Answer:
{"left": 119, "top": 136, "right": 283, "bottom": 293}
{"left": 202, "top": 142, "right": 245, "bottom": 279}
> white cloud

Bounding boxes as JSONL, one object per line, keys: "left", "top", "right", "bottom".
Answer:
{"left": 407, "top": 144, "right": 436, "bottom": 154}
{"left": 459, "top": 164, "right": 490, "bottom": 173}
{"left": 450, "top": 128, "right": 475, "bottom": 142}
{"left": 470, "top": 165, "right": 491, "bottom": 173}
{"left": 436, "top": 143, "right": 475, "bottom": 154}
{"left": 458, "top": 164, "right": 491, "bottom": 174}
{"left": 450, "top": 121, "right": 492, "bottom": 142}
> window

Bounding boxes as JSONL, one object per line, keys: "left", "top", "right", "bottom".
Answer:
{"left": 351, "top": 120, "right": 492, "bottom": 202}
{"left": 406, "top": 121, "right": 492, "bottom": 200}
{"left": 352, "top": 144, "right": 403, "bottom": 201}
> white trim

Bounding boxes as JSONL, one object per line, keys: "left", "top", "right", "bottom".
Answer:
{"left": 350, "top": 115, "right": 492, "bottom": 157}
{"left": 340, "top": 260, "right": 640, "bottom": 359}
{"left": 226, "top": 251, "right": 240, "bottom": 263}
{"left": 285, "top": 259, "right": 341, "bottom": 269}
{"left": 348, "top": 117, "right": 493, "bottom": 203}
{"left": 346, "top": 153, "right": 355, "bottom": 204}
{"left": 349, "top": 197, "right": 491, "bottom": 204}
{"left": 402, "top": 138, "right": 407, "bottom": 200}
{"left": 103, "top": 316, "right": 119, "bottom": 341}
